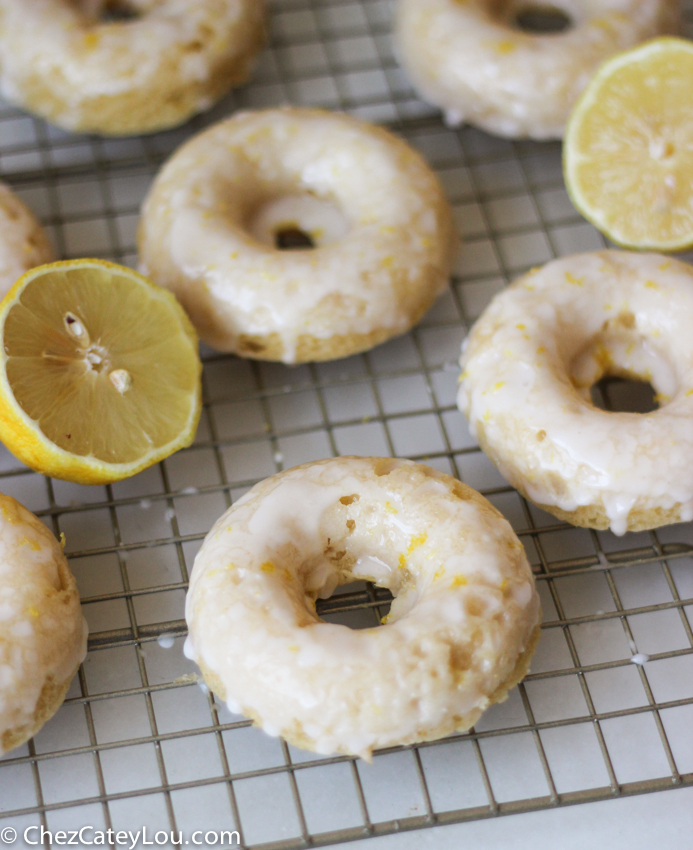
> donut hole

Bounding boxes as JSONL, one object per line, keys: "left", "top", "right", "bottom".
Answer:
{"left": 247, "top": 195, "right": 349, "bottom": 251}
{"left": 305, "top": 516, "right": 403, "bottom": 629}
{"left": 569, "top": 320, "right": 677, "bottom": 413}
{"left": 275, "top": 227, "right": 315, "bottom": 251}
{"left": 514, "top": 4, "right": 572, "bottom": 33}
{"left": 317, "top": 579, "right": 392, "bottom": 629}
{"left": 591, "top": 377, "right": 659, "bottom": 414}
{"left": 87, "top": 1, "right": 141, "bottom": 22}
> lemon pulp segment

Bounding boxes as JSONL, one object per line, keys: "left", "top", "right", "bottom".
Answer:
{"left": 564, "top": 38, "right": 693, "bottom": 250}
{"left": 0, "top": 260, "right": 201, "bottom": 482}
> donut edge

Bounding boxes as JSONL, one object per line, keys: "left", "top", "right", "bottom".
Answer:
{"left": 476, "top": 436, "right": 687, "bottom": 534}
{"left": 1, "top": 666, "right": 79, "bottom": 754}
{"left": 528, "top": 498, "right": 685, "bottom": 534}
{"left": 195, "top": 623, "right": 542, "bottom": 760}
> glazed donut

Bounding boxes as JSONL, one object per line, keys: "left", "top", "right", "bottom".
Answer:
{"left": 0, "top": 0, "right": 265, "bottom": 136}
{"left": 184, "top": 457, "right": 540, "bottom": 759}
{"left": 138, "top": 108, "right": 456, "bottom": 363}
{"left": 458, "top": 250, "right": 693, "bottom": 535}
{"left": 0, "top": 493, "right": 87, "bottom": 754}
{"left": 0, "top": 182, "right": 53, "bottom": 299}
{"left": 394, "top": 0, "right": 678, "bottom": 139}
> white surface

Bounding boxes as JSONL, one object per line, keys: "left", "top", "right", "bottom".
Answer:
{"left": 332, "top": 786, "right": 693, "bottom": 850}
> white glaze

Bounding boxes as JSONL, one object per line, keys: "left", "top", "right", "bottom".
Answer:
{"left": 185, "top": 457, "right": 540, "bottom": 759}
{"left": 458, "top": 251, "right": 693, "bottom": 534}
{"left": 0, "top": 183, "right": 53, "bottom": 299}
{"left": 0, "top": 493, "right": 87, "bottom": 753}
{"left": 138, "top": 108, "right": 455, "bottom": 363}
{"left": 0, "top": 0, "right": 264, "bottom": 134}
{"left": 395, "top": 0, "right": 679, "bottom": 140}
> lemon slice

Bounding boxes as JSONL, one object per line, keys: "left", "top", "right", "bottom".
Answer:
{"left": 0, "top": 259, "right": 202, "bottom": 484}
{"left": 564, "top": 37, "right": 693, "bottom": 251}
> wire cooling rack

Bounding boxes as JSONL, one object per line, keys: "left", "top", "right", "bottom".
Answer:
{"left": 1, "top": 0, "right": 693, "bottom": 847}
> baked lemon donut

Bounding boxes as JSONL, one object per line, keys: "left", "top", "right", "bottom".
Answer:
{"left": 395, "top": 0, "right": 678, "bottom": 139}
{"left": 0, "top": 493, "right": 87, "bottom": 754}
{"left": 184, "top": 457, "right": 540, "bottom": 759}
{"left": 138, "top": 108, "right": 456, "bottom": 363}
{"left": 0, "top": 182, "right": 53, "bottom": 299}
{"left": 458, "top": 250, "right": 693, "bottom": 535}
{"left": 0, "top": 0, "right": 265, "bottom": 136}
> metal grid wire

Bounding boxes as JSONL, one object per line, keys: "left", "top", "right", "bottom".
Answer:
{"left": 1, "top": 0, "right": 693, "bottom": 846}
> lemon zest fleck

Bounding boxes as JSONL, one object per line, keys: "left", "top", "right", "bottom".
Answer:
{"left": 407, "top": 533, "right": 427, "bottom": 555}
{"left": 594, "top": 344, "right": 613, "bottom": 371}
